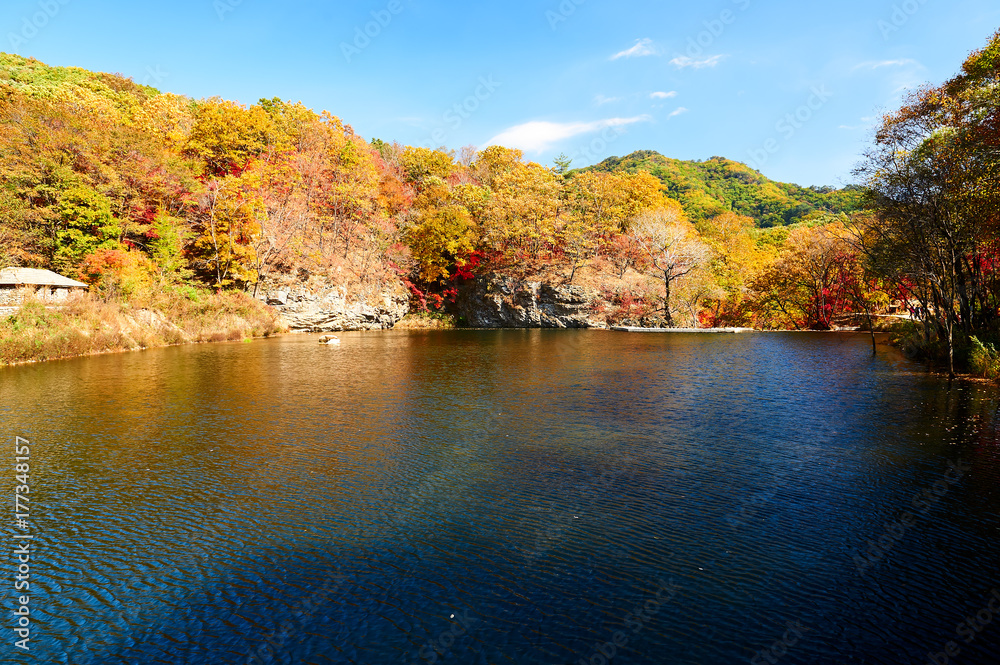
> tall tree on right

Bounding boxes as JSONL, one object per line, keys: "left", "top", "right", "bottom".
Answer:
{"left": 851, "top": 29, "right": 1000, "bottom": 376}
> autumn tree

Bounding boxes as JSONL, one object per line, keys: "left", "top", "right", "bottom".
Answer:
{"left": 749, "top": 223, "right": 867, "bottom": 330}
{"left": 189, "top": 176, "right": 259, "bottom": 289}
{"left": 0, "top": 92, "right": 114, "bottom": 267}
{"left": 476, "top": 156, "right": 561, "bottom": 274}
{"left": 698, "top": 211, "right": 773, "bottom": 326}
{"left": 629, "top": 204, "right": 711, "bottom": 326}
{"left": 238, "top": 155, "right": 314, "bottom": 297}
{"left": 314, "top": 113, "right": 383, "bottom": 257}
{"left": 472, "top": 145, "right": 524, "bottom": 189}
{"left": 54, "top": 186, "right": 122, "bottom": 276}
{"left": 406, "top": 202, "right": 477, "bottom": 282}
{"left": 558, "top": 171, "right": 667, "bottom": 282}
{"left": 399, "top": 146, "right": 456, "bottom": 186}
{"left": 674, "top": 263, "right": 724, "bottom": 328}
{"left": 851, "top": 29, "right": 1000, "bottom": 374}
{"left": 606, "top": 232, "right": 645, "bottom": 278}
{"left": 185, "top": 99, "right": 286, "bottom": 176}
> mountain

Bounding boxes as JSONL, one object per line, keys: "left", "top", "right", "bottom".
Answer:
{"left": 577, "top": 150, "right": 863, "bottom": 227}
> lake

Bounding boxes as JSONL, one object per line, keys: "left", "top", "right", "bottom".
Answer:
{"left": 2, "top": 331, "right": 999, "bottom": 664}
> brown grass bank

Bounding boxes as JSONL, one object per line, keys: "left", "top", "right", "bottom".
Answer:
{"left": 0, "top": 290, "right": 286, "bottom": 366}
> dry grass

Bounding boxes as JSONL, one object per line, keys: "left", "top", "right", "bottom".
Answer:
{"left": 394, "top": 312, "right": 457, "bottom": 329}
{"left": 0, "top": 289, "right": 287, "bottom": 366}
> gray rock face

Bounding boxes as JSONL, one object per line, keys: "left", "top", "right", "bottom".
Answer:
{"left": 456, "top": 275, "right": 605, "bottom": 329}
{"left": 266, "top": 291, "right": 288, "bottom": 306}
{"left": 259, "top": 283, "right": 409, "bottom": 332}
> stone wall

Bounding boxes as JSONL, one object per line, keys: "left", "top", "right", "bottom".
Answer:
{"left": 0, "top": 286, "right": 81, "bottom": 306}
{"left": 0, "top": 288, "right": 22, "bottom": 306}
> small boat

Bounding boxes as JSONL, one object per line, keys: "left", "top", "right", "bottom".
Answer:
{"left": 319, "top": 335, "right": 341, "bottom": 345}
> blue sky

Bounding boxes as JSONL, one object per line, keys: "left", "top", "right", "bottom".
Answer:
{"left": 2, "top": 0, "right": 999, "bottom": 187}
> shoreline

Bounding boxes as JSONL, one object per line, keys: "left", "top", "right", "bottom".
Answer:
{"left": 612, "top": 326, "right": 755, "bottom": 333}
{"left": 0, "top": 335, "right": 277, "bottom": 369}
{"left": 0, "top": 317, "right": 898, "bottom": 370}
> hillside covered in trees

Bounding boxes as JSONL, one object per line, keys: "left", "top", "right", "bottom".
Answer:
{"left": 582, "top": 151, "right": 863, "bottom": 227}
{"left": 0, "top": 49, "right": 878, "bottom": 339}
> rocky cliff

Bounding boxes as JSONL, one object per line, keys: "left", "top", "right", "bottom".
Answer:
{"left": 258, "top": 275, "right": 606, "bottom": 332}
{"left": 259, "top": 281, "right": 409, "bottom": 332}
{"left": 456, "top": 276, "right": 605, "bottom": 329}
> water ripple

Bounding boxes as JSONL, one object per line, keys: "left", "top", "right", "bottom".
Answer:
{"left": 1, "top": 331, "right": 999, "bottom": 663}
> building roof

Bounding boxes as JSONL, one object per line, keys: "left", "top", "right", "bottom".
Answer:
{"left": 0, "top": 267, "right": 87, "bottom": 288}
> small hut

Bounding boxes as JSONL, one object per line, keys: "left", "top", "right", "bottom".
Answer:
{"left": 0, "top": 267, "right": 88, "bottom": 306}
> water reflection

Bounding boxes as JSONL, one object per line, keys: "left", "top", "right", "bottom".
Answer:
{"left": 0, "top": 331, "right": 998, "bottom": 664}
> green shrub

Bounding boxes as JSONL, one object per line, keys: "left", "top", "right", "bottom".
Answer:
{"left": 968, "top": 336, "right": 1000, "bottom": 380}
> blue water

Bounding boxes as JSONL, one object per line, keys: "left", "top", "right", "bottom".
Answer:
{"left": 1, "top": 331, "right": 999, "bottom": 664}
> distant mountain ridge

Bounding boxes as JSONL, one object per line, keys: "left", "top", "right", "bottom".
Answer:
{"left": 576, "top": 150, "right": 862, "bottom": 227}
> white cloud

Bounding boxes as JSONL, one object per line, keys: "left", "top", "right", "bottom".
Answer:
{"left": 670, "top": 54, "right": 726, "bottom": 69}
{"left": 611, "top": 38, "right": 657, "bottom": 61}
{"left": 840, "top": 116, "right": 878, "bottom": 130}
{"left": 594, "top": 94, "right": 621, "bottom": 106}
{"left": 650, "top": 91, "right": 677, "bottom": 99}
{"left": 853, "top": 58, "right": 921, "bottom": 71}
{"left": 668, "top": 107, "right": 688, "bottom": 118}
{"left": 485, "top": 116, "right": 651, "bottom": 153}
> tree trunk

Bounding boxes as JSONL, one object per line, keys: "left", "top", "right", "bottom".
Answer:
{"left": 947, "top": 316, "right": 956, "bottom": 378}
{"left": 858, "top": 297, "right": 877, "bottom": 356}
{"left": 663, "top": 271, "right": 674, "bottom": 327}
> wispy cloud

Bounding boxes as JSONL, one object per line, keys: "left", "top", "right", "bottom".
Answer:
{"left": 594, "top": 94, "right": 621, "bottom": 106}
{"left": 611, "top": 38, "right": 657, "bottom": 61}
{"left": 650, "top": 91, "right": 677, "bottom": 99}
{"left": 485, "top": 116, "right": 651, "bottom": 153}
{"left": 839, "top": 116, "right": 878, "bottom": 130}
{"left": 668, "top": 107, "right": 688, "bottom": 118}
{"left": 853, "top": 58, "right": 921, "bottom": 71}
{"left": 670, "top": 54, "right": 726, "bottom": 69}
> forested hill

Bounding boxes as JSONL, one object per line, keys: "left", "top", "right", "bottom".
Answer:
{"left": 578, "top": 151, "right": 863, "bottom": 227}
{"left": 0, "top": 51, "right": 879, "bottom": 336}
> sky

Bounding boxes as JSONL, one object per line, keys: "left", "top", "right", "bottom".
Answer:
{"left": 2, "top": 0, "right": 999, "bottom": 187}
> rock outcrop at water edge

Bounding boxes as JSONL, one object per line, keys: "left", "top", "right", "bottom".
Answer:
{"left": 258, "top": 282, "right": 409, "bottom": 332}
{"left": 456, "top": 275, "right": 605, "bottom": 329}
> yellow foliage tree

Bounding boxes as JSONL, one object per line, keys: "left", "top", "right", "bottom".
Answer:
{"left": 629, "top": 205, "right": 712, "bottom": 326}
{"left": 399, "top": 147, "right": 456, "bottom": 185}
{"left": 189, "top": 175, "right": 260, "bottom": 289}
{"left": 699, "top": 212, "right": 775, "bottom": 324}
{"left": 478, "top": 161, "right": 561, "bottom": 273}
{"left": 185, "top": 99, "right": 287, "bottom": 176}
{"left": 560, "top": 171, "right": 669, "bottom": 281}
